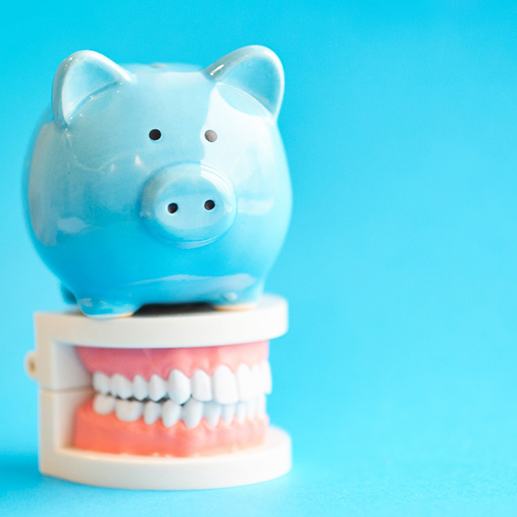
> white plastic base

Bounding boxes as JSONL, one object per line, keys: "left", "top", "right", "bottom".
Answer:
{"left": 41, "top": 427, "right": 291, "bottom": 490}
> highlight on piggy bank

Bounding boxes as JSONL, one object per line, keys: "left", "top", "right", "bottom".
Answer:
{"left": 25, "top": 46, "right": 291, "bottom": 318}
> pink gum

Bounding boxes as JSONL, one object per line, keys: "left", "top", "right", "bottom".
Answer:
{"left": 76, "top": 341, "right": 269, "bottom": 379}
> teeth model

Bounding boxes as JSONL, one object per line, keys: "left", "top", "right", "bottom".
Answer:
{"left": 26, "top": 296, "right": 292, "bottom": 489}
{"left": 73, "top": 341, "right": 273, "bottom": 457}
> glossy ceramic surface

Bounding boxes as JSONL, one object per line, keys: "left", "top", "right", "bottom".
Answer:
{"left": 25, "top": 46, "right": 291, "bottom": 317}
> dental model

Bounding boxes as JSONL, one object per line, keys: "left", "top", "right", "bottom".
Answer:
{"left": 27, "top": 298, "right": 290, "bottom": 489}
{"left": 24, "top": 47, "right": 292, "bottom": 489}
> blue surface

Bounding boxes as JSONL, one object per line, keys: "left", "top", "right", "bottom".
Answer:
{"left": 2, "top": 1, "right": 517, "bottom": 515}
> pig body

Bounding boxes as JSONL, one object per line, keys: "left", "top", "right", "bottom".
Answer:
{"left": 26, "top": 47, "right": 291, "bottom": 318}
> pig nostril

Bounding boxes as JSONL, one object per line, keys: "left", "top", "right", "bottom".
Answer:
{"left": 204, "top": 200, "right": 215, "bottom": 211}
{"left": 167, "top": 203, "right": 178, "bottom": 214}
{"left": 149, "top": 129, "right": 162, "bottom": 141}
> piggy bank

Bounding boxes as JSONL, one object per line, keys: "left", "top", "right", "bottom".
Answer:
{"left": 25, "top": 46, "right": 291, "bottom": 318}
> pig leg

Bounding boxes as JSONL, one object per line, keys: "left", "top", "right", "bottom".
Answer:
{"left": 76, "top": 297, "right": 138, "bottom": 319}
{"left": 213, "top": 282, "right": 264, "bottom": 311}
{"left": 60, "top": 284, "right": 76, "bottom": 304}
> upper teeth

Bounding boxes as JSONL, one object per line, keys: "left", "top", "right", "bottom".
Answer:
{"left": 212, "top": 365, "right": 239, "bottom": 404}
{"left": 91, "top": 361, "right": 272, "bottom": 405}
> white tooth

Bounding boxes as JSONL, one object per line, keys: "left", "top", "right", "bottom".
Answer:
{"left": 261, "top": 361, "right": 272, "bottom": 394}
{"left": 133, "top": 375, "right": 148, "bottom": 401}
{"left": 236, "top": 364, "right": 254, "bottom": 400}
{"left": 93, "top": 394, "right": 115, "bottom": 415}
{"left": 213, "top": 365, "right": 238, "bottom": 404}
{"left": 93, "top": 372, "right": 110, "bottom": 394}
{"left": 192, "top": 369, "right": 212, "bottom": 401}
{"left": 257, "top": 394, "right": 266, "bottom": 417}
{"left": 115, "top": 400, "right": 143, "bottom": 422}
{"left": 251, "top": 364, "right": 263, "bottom": 395}
{"left": 111, "top": 373, "right": 132, "bottom": 399}
{"left": 236, "top": 402, "right": 247, "bottom": 423}
{"left": 168, "top": 370, "right": 191, "bottom": 404}
{"left": 143, "top": 401, "right": 161, "bottom": 425}
{"left": 182, "top": 398, "right": 203, "bottom": 429}
{"left": 221, "top": 403, "right": 235, "bottom": 424}
{"left": 204, "top": 401, "right": 221, "bottom": 428}
{"left": 247, "top": 398, "right": 257, "bottom": 419}
{"left": 162, "top": 400, "right": 181, "bottom": 428}
{"left": 148, "top": 374, "right": 166, "bottom": 401}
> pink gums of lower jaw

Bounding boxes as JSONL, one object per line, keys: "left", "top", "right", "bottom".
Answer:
{"left": 76, "top": 341, "right": 269, "bottom": 378}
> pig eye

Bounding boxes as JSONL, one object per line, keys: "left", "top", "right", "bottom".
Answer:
{"left": 204, "top": 129, "right": 217, "bottom": 142}
{"left": 149, "top": 129, "right": 162, "bottom": 141}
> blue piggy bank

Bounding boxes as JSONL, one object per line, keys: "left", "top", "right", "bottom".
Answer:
{"left": 26, "top": 46, "right": 291, "bottom": 318}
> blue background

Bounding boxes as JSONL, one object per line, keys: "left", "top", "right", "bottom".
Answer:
{"left": 2, "top": 1, "right": 517, "bottom": 515}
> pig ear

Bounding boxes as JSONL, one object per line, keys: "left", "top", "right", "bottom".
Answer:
{"left": 206, "top": 46, "right": 285, "bottom": 118}
{"left": 52, "top": 50, "right": 131, "bottom": 126}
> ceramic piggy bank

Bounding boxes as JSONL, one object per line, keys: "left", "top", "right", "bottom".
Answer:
{"left": 25, "top": 46, "right": 291, "bottom": 318}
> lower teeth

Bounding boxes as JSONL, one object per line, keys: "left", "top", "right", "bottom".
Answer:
{"left": 93, "top": 393, "right": 266, "bottom": 429}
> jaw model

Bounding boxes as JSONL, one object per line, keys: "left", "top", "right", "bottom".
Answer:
{"left": 26, "top": 295, "right": 291, "bottom": 489}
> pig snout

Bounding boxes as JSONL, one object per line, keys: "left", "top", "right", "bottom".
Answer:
{"left": 140, "top": 164, "right": 237, "bottom": 246}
